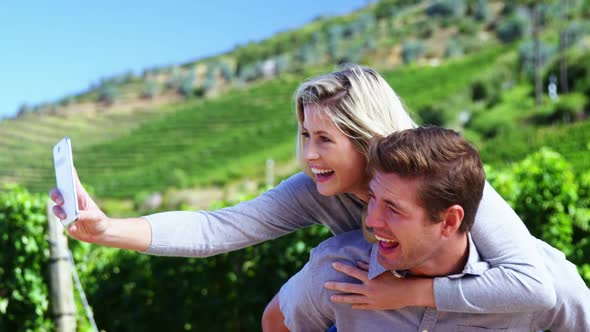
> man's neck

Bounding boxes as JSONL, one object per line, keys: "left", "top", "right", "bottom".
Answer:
{"left": 408, "top": 233, "right": 469, "bottom": 278}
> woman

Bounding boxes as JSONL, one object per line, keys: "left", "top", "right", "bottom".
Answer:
{"left": 51, "top": 65, "right": 554, "bottom": 321}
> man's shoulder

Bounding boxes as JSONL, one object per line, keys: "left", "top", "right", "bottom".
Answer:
{"left": 309, "top": 230, "right": 372, "bottom": 267}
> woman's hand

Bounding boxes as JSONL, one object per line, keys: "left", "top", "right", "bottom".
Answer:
{"left": 324, "top": 261, "right": 435, "bottom": 310}
{"left": 49, "top": 168, "right": 110, "bottom": 244}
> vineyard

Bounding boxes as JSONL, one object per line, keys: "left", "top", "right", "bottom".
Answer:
{"left": 0, "top": 45, "right": 512, "bottom": 199}
{"left": 1, "top": 0, "right": 589, "bottom": 331}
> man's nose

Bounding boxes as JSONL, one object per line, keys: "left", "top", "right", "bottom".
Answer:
{"left": 365, "top": 204, "right": 385, "bottom": 229}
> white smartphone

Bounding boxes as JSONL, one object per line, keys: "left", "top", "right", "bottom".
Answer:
{"left": 53, "top": 137, "right": 79, "bottom": 226}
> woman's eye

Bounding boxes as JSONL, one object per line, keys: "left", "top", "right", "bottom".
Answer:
{"left": 320, "top": 136, "right": 331, "bottom": 142}
{"left": 301, "top": 132, "right": 310, "bottom": 138}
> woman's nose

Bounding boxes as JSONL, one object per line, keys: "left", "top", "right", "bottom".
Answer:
{"left": 304, "top": 143, "right": 320, "bottom": 161}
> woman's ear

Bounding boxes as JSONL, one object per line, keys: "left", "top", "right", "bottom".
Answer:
{"left": 440, "top": 205, "right": 464, "bottom": 238}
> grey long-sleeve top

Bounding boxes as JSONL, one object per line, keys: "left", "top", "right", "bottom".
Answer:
{"left": 144, "top": 172, "right": 556, "bottom": 313}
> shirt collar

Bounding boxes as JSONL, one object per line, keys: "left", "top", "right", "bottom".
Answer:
{"left": 368, "top": 233, "right": 491, "bottom": 280}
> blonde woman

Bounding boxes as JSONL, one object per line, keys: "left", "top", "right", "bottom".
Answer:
{"left": 50, "top": 65, "right": 555, "bottom": 320}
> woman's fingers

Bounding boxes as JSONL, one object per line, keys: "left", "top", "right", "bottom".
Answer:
{"left": 356, "top": 260, "right": 369, "bottom": 271}
{"left": 49, "top": 188, "right": 64, "bottom": 205}
{"left": 331, "top": 262, "right": 369, "bottom": 282}
{"left": 330, "top": 294, "right": 368, "bottom": 305}
{"left": 324, "top": 281, "right": 366, "bottom": 295}
{"left": 52, "top": 205, "right": 66, "bottom": 220}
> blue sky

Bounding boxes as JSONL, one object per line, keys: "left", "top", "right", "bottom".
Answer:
{"left": 0, "top": 0, "right": 367, "bottom": 119}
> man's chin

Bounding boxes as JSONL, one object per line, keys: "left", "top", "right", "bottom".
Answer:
{"left": 377, "top": 254, "right": 403, "bottom": 271}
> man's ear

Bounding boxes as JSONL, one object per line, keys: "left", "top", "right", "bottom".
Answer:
{"left": 440, "top": 205, "right": 464, "bottom": 238}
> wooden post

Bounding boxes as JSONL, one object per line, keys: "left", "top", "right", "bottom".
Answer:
{"left": 47, "top": 200, "right": 76, "bottom": 332}
{"left": 266, "top": 158, "right": 275, "bottom": 188}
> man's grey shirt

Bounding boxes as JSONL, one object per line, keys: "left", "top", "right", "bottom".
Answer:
{"left": 279, "top": 230, "right": 590, "bottom": 332}
{"left": 144, "top": 173, "right": 556, "bottom": 313}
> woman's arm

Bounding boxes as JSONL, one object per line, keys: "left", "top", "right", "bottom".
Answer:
{"left": 143, "top": 172, "right": 362, "bottom": 257}
{"left": 433, "top": 182, "right": 556, "bottom": 313}
{"left": 51, "top": 171, "right": 363, "bottom": 257}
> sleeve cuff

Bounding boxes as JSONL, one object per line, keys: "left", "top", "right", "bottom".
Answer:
{"left": 433, "top": 277, "right": 464, "bottom": 312}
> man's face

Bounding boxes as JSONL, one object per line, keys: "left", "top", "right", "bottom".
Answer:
{"left": 365, "top": 171, "right": 446, "bottom": 276}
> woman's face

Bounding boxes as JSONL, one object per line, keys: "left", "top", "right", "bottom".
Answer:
{"left": 301, "top": 105, "right": 369, "bottom": 201}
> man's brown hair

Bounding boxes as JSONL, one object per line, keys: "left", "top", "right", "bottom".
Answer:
{"left": 368, "top": 126, "right": 485, "bottom": 232}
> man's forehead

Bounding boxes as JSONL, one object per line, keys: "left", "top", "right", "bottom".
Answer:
{"left": 369, "top": 171, "right": 420, "bottom": 203}
{"left": 369, "top": 171, "right": 399, "bottom": 190}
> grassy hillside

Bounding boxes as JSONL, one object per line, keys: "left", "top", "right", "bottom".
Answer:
{"left": 0, "top": 46, "right": 511, "bottom": 199}
{"left": 480, "top": 118, "right": 590, "bottom": 172}
{"left": 1, "top": 0, "right": 589, "bottom": 203}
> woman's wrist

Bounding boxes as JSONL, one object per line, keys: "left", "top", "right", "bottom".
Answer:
{"left": 408, "top": 278, "right": 436, "bottom": 308}
{"left": 101, "top": 217, "right": 152, "bottom": 251}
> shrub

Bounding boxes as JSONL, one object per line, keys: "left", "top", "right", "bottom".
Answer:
{"left": 518, "top": 41, "right": 557, "bottom": 79}
{"left": 16, "top": 103, "right": 32, "bottom": 117}
{"left": 472, "top": 0, "right": 490, "bottom": 21}
{"left": 202, "top": 65, "right": 217, "bottom": 93}
{"left": 59, "top": 96, "right": 75, "bottom": 107}
{"left": 487, "top": 148, "right": 590, "bottom": 285}
{"left": 511, "top": 148, "right": 576, "bottom": 254}
{"left": 532, "top": 93, "right": 588, "bottom": 124}
{"left": 179, "top": 73, "right": 196, "bottom": 97}
{"left": 458, "top": 18, "right": 480, "bottom": 36}
{"left": 274, "top": 54, "right": 291, "bottom": 75}
{"left": 416, "top": 105, "right": 450, "bottom": 126}
{"left": 0, "top": 185, "right": 52, "bottom": 332}
{"left": 219, "top": 62, "right": 234, "bottom": 82}
{"left": 310, "top": 31, "right": 323, "bottom": 46}
{"left": 364, "top": 36, "right": 377, "bottom": 51}
{"left": 496, "top": 14, "right": 529, "bottom": 43}
{"left": 402, "top": 41, "right": 425, "bottom": 64}
{"left": 238, "top": 63, "right": 261, "bottom": 82}
{"left": 426, "top": 0, "right": 466, "bottom": 17}
{"left": 295, "top": 43, "right": 318, "bottom": 65}
{"left": 544, "top": 51, "right": 590, "bottom": 95}
{"left": 560, "top": 21, "right": 588, "bottom": 48}
{"left": 470, "top": 80, "right": 488, "bottom": 101}
{"left": 374, "top": 0, "right": 397, "bottom": 20}
{"left": 445, "top": 38, "right": 464, "bottom": 58}
{"left": 467, "top": 109, "right": 518, "bottom": 139}
{"left": 141, "top": 80, "right": 161, "bottom": 99}
{"left": 336, "top": 50, "right": 360, "bottom": 66}
{"left": 415, "top": 20, "right": 434, "bottom": 39}
{"left": 327, "top": 25, "right": 344, "bottom": 60}
{"left": 121, "top": 70, "right": 135, "bottom": 84}
{"left": 98, "top": 83, "right": 119, "bottom": 105}
{"left": 165, "top": 68, "right": 183, "bottom": 91}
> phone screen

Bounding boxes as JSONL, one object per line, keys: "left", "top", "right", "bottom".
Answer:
{"left": 53, "top": 137, "right": 79, "bottom": 226}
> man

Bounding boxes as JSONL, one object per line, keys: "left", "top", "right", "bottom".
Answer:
{"left": 275, "top": 127, "right": 590, "bottom": 331}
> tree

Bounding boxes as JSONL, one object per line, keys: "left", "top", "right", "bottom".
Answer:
{"left": 531, "top": 3, "right": 543, "bottom": 106}
{"left": 514, "top": 1, "right": 549, "bottom": 105}
{"left": 557, "top": 0, "right": 579, "bottom": 94}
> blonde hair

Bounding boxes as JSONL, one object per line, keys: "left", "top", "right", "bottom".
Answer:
{"left": 295, "top": 64, "right": 417, "bottom": 177}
